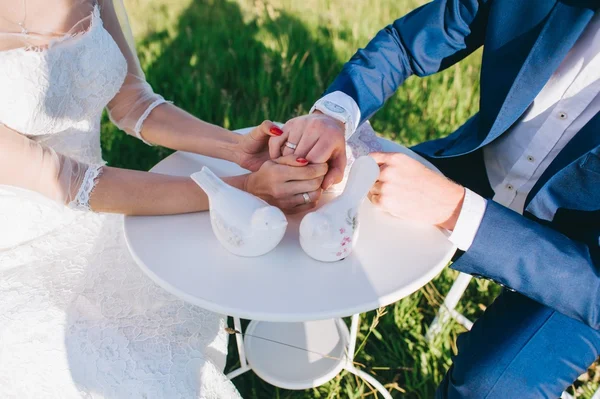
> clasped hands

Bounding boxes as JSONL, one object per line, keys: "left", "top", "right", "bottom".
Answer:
{"left": 234, "top": 115, "right": 465, "bottom": 230}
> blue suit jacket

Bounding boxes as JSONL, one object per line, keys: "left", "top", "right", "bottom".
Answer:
{"left": 325, "top": 0, "right": 600, "bottom": 329}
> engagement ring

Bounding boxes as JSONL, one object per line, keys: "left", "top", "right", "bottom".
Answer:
{"left": 302, "top": 192, "right": 311, "bottom": 204}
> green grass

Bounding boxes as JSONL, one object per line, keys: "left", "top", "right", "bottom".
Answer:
{"left": 104, "top": 0, "right": 599, "bottom": 397}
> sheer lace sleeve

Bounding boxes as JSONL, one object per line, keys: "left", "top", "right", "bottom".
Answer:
{"left": 0, "top": 123, "right": 103, "bottom": 211}
{"left": 100, "top": 0, "right": 168, "bottom": 145}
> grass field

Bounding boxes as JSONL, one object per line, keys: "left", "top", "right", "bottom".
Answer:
{"left": 106, "top": 0, "right": 600, "bottom": 397}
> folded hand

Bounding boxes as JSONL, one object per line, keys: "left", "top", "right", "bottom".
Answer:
{"left": 368, "top": 152, "right": 465, "bottom": 230}
{"left": 245, "top": 154, "right": 328, "bottom": 213}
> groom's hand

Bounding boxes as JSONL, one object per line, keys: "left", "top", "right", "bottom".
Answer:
{"left": 368, "top": 152, "right": 465, "bottom": 230}
{"left": 269, "top": 113, "right": 346, "bottom": 190}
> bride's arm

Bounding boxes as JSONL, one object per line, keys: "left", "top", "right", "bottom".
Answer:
{"left": 0, "top": 123, "right": 212, "bottom": 215}
{"left": 130, "top": 104, "right": 242, "bottom": 163}
{"left": 89, "top": 166, "right": 240, "bottom": 215}
{"left": 100, "top": 0, "right": 263, "bottom": 166}
{"left": 0, "top": 123, "right": 326, "bottom": 215}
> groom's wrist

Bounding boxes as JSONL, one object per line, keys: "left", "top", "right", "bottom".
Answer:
{"left": 447, "top": 188, "right": 487, "bottom": 251}
{"left": 310, "top": 91, "right": 361, "bottom": 140}
{"left": 312, "top": 110, "right": 345, "bottom": 131}
{"left": 223, "top": 173, "right": 250, "bottom": 192}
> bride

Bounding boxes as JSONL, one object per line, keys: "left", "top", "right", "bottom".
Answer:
{"left": 0, "top": 0, "right": 328, "bottom": 397}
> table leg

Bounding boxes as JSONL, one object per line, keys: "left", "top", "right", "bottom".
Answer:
{"left": 343, "top": 314, "right": 393, "bottom": 399}
{"left": 226, "top": 317, "right": 251, "bottom": 380}
{"left": 426, "top": 272, "right": 473, "bottom": 342}
{"left": 347, "top": 313, "right": 360, "bottom": 361}
{"left": 344, "top": 365, "right": 393, "bottom": 399}
{"left": 228, "top": 316, "right": 393, "bottom": 398}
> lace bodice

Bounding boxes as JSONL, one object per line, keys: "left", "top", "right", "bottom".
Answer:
{"left": 0, "top": 2, "right": 168, "bottom": 245}
{"left": 0, "top": 1, "right": 167, "bottom": 215}
{"left": 0, "top": 5, "right": 127, "bottom": 246}
{"left": 0, "top": 6, "right": 126, "bottom": 143}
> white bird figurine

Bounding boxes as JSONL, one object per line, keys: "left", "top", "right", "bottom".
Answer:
{"left": 299, "top": 155, "right": 380, "bottom": 262}
{"left": 191, "top": 167, "right": 288, "bottom": 257}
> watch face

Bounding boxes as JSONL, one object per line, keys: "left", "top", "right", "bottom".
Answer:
{"left": 323, "top": 100, "right": 346, "bottom": 114}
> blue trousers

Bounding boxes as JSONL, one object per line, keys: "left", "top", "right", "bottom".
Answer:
{"left": 420, "top": 150, "right": 600, "bottom": 398}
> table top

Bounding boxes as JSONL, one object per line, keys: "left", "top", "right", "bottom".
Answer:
{"left": 124, "top": 128, "right": 456, "bottom": 322}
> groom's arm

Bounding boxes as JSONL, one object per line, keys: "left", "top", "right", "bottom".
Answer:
{"left": 366, "top": 152, "right": 600, "bottom": 331}
{"left": 316, "top": 0, "right": 491, "bottom": 134}
{"left": 274, "top": 0, "right": 491, "bottom": 189}
{"left": 452, "top": 200, "right": 600, "bottom": 330}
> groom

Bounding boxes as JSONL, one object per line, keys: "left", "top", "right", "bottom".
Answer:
{"left": 270, "top": 0, "right": 600, "bottom": 397}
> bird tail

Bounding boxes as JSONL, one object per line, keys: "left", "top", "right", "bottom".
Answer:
{"left": 191, "top": 167, "right": 226, "bottom": 198}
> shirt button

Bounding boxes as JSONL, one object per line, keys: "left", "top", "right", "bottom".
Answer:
{"left": 558, "top": 111, "right": 568, "bottom": 120}
{"left": 526, "top": 155, "right": 535, "bottom": 162}
{"left": 506, "top": 184, "right": 514, "bottom": 191}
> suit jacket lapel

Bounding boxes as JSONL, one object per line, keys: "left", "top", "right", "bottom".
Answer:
{"left": 482, "top": 3, "right": 594, "bottom": 146}
{"left": 525, "top": 112, "right": 600, "bottom": 208}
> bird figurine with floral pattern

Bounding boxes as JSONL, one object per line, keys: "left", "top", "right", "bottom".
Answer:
{"left": 299, "top": 155, "right": 380, "bottom": 262}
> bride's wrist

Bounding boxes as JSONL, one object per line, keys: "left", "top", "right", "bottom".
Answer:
{"left": 226, "top": 132, "right": 245, "bottom": 166}
{"left": 212, "top": 129, "right": 241, "bottom": 165}
{"left": 181, "top": 124, "right": 241, "bottom": 164}
{"left": 223, "top": 173, "right": 250, "bottom": 192}
{"left": 200, "top": 128, "right": 242, "bottom": 165}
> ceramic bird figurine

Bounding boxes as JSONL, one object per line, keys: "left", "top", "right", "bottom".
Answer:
{"left": 299, "top": 155, "right": 380, "bottom": 262}
{"left": 326, "top": 121, "right": 383, "bottom": 194}
{"left": 191, "top": 167, "right": 288, "bottom": 257}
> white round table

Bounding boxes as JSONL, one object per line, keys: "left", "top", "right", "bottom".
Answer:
{"left": 124, "top": 128, "right": 456, "bottom": 398}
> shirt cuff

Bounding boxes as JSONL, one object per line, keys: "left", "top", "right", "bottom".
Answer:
{"left": 311, "top": 91, "right": 361, "bottom": 139}
{"left": 448, "top": 188, "right": 487, "bottom": 251}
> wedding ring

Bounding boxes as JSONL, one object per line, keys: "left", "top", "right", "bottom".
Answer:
{"left": 302, "top": 192, "right": 311, "bottom": 204}
{"left": 285, "top": 141, "right": 297, "bottom": 150}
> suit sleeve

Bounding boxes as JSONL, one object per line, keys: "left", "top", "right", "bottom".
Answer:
{"left": 325, "top": 0, "right": 490, "bottom": 124}
{"left": 452, "top": 200, "right": 600, "bottom": 330}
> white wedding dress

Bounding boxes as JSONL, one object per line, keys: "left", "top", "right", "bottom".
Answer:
{"left": 0, "top": 2, "right": 240, "bottom": 398}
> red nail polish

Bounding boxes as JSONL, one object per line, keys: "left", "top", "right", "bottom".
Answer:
{"left": 270, "top": 126, "right": 283, "bottom": 136}
{"left": 297, "top": 158, "right": 308, "bottom": 164}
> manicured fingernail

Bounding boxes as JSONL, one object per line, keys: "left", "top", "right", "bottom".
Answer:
{"left": 297, "top": 158, "right": 308, "bottom": 164}
{"left": 270, "top": 126, "right": 283, "bottom": 136}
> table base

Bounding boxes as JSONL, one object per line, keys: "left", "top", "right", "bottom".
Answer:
{"left": 227, "top": 315, "right": 392, "bottom": 398}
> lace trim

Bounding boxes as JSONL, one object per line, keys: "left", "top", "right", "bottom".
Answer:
{"left": 133, "top": 97, "right": 171, "bottom": 146}
{"left": 68, "top": 163, "right": 104, "bottom": 212}
{"left": 6, "top": 5, "right": 101, "bottom": 54}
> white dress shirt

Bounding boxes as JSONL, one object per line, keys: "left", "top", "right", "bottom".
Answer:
{"left": 316, "top": 12, "right": 600, "bottom": 251}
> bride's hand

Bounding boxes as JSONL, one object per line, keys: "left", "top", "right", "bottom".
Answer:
{"left": 245, "top": 154, "right": 328, "bottom": 213}
{"left": 235, "top": 120, "right": 284, "bottom": 172}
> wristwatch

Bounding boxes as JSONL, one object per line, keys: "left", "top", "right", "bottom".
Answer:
{"left": 310, "top": 99, "right": 355, "bottom": 140}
